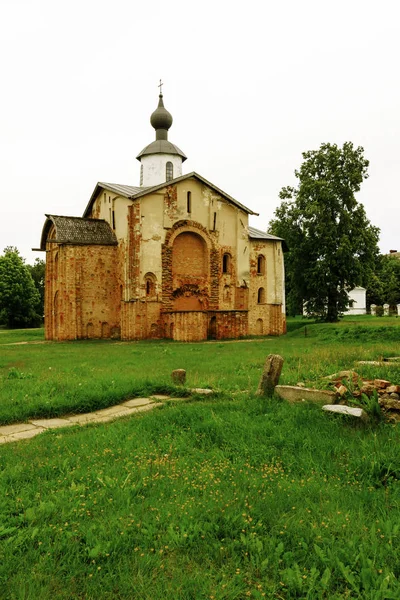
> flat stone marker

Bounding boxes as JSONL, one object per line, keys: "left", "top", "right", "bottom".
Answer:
{"left": 191, "top": 388, "right": 213, "bottom": 395}
{"left": 171, "top": 369, "right": 186, "bottom": 385}
{"left": 322, "top": 404, "right": 368, "bottom": 421}
{"left": 256, "top": 354, "right": 284, "bottom": 397}
{"left": 275, "top": 385, "right": 336, "bottom": 404}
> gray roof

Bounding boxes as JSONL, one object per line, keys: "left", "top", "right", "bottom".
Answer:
{"left": 248, "top": 226, "right": 284, "bottom": 241}
{"left": 40, "top": 215, "right": 117, "bottom": 250}
{"left": 98, "top": 182, "right": 145, "bottom": 197}
{"left": 136, "top": 140, "right": 187, "bottom": 161}
{"left": 84, "top": 172, "right": 258, "bottom": 217}
{"left": 248, "top": 226, "right": 288, "bottom": 251}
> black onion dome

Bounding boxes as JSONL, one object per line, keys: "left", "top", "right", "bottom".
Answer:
{"left": 150, "top": 94, "right": 173, "bottom": 131}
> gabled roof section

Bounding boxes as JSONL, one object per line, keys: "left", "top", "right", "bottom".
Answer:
{"left": 83, "top": 173, "right": 258, "bottom": 217}
{"left": 40, "top": 215, "right": 118, "bottom": 250}
{"left": 248, "top": 226, "right": 288, "bottom": 251}
{"left": 83, "top": 182, "right": 148, "bottom": 217}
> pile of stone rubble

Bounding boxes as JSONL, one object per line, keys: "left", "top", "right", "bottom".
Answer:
{"left": 324, "top": 368, "right": 400, "bottom": 421}
{"left": 258, "top": 354, "right": 400, "bottom": 422}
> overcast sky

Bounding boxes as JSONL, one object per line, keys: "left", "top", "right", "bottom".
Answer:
{"left": 1, "top": 0, "right": 399, "bottom": 263}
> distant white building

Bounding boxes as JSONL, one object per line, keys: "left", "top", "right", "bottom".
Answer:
{"left": 346, "top": 287, "right": 366, "bottom": 315}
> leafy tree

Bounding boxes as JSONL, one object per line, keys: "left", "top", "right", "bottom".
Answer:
{"left": 0, "top": 247, "right": 41, "bottom": 328}
{"left": 269, "top": 142, "right": 380, "bottom": 321}
{"left": 367, "top": 254, "right": 400, "bottom": 308}
{"left": 27, "top": 258, "right": 45, "bottom": 317}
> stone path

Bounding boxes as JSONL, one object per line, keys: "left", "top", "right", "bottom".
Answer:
{"left": 0, "top": 395, "right": 186, "bottom": 445}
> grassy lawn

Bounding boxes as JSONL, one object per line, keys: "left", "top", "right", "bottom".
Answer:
{"left": 1, "top": 320, "right": 400, "bottom": 598}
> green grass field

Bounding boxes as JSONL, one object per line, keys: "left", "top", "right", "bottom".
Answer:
{"left": 1, "top": 318, "right": 400, "bottom": 598}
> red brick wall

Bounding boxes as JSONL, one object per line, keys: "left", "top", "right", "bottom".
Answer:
{"left": 45, "top": 242, "right": 120, "bottom": 340}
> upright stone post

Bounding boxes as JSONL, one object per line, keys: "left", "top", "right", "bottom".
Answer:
{"left": 397, "top": 304, "right": 400, "bottom": 316}
{"left": 370, "top": 304, "right": 376, "bottom": 316}
{"left": 256, "top": 354, "right": 284, "bottom": 397}
{"left": 383, "top": 304, "right": 390, "bottom": 316}
{"left": 171, "top": 369, "right": 186, "bottom": 385}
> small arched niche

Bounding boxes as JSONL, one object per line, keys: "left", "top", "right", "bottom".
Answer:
{"left": 257, "top": 287, "right": 265, "bottom": 304}
{"left": 144, "top": 272, "right": 157, "bottom": 297}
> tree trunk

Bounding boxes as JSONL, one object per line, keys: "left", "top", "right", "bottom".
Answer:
{"left": 326, "top": 289, "right": 339, "bottom": 322}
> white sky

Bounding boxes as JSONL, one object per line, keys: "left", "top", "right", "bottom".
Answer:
{"left": 1, "top": 0, "right": 399, "bottom": 263}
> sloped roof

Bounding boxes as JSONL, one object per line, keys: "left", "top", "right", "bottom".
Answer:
{"left": 248, "top": 226, "right": 288, "bottom": 251}
{"left": 136, "top": 140, "right": 187, "bottom": 161}
{"left": 40, "top": 215, "right": 117, "bottom": 250}
{"left": 83, "top": 172, "right": 258, "bottom": 217}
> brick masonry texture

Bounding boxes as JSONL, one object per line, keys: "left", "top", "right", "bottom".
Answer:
{"left": 43, "top": 179, "right": 286, "bottom": 341}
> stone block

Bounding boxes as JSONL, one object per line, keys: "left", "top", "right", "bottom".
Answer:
{"left": 171, "top": 369, "right": 186, "bottom": 385}
{"left": 322, "top": 404, "right": 368, "bottom": 421}
{"left": 324, "top": 370, "right": 359, "bottom": 382}
{"left": 379, "top": 398, "right": 400, "bottom": 411}
{"left": 256, "top": 354, "right": 284, "bottom": 397}
{"left": 190, "top": 388, "right": 213, "bottom": 395}
{"left": 335, "top": 385, "right": 348, "bottom": 397}
{"left": 374, "top": 379, "right": 391, "bottom": 389}
{"left": 387, "top": 385, "right": 400, "bottom": 394}
{"left": 275, "top": 385, "right": 337, "bottom": 404}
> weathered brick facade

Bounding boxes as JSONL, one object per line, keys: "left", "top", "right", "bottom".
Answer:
{"left": 41, "top": 176, "right": 286, "bottom": 342}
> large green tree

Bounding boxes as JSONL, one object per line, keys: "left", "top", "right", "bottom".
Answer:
{"left": 0, "top": 247, "right": 41, "bottom": 328}
{"left": 269, "top": 142, "right": 380, "bottom": 321}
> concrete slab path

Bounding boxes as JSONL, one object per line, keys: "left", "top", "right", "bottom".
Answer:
{"left": 0, "top": 396, "right": 167, "bottom": 445}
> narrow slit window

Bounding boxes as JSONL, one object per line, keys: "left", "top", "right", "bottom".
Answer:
{"left": 257, "top": 287, "right": 265, "bottom": 304}
{"left": 166, "top": 161, "right": 173, "bottom": 181}
{"left": 187, "top": 191, "right": 191, "bottom": 213}
{"left": 257, "top": 255, "right": 265, "bottom": 275}
{"left": 213, "top": 212, "right": 217, "bottom": 231}
{"left": 222, "top": 253, "right": 231, "bottom": 274}
{"left": 140, "top": 164, "right": 143, "bottom": 186}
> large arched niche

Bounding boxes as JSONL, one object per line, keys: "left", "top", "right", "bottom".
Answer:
{"left": 162, "top": 222, "right": 218, "bottom": 311}
{"left": 171, "top": 230, "right": 209, "bottom": 310}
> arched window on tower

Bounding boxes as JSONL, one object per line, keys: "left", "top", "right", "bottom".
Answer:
{"left": 257, "top": 287, "right": 265, "bottom": 304}
{"left": 166, "top": 161, "right": 173, "bottom": 181}
{"left": 257, "top": 254, "right": 265, "bottom": 275}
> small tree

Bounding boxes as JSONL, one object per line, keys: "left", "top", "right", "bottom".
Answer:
{"left": 27, "top": 258, "right": 45, "bottom": 317}
{"left": 0, "top": 247, "right": 41, "bottom": 328}
{"left": 269, "top": 142, "right": 380, "bottom": 321}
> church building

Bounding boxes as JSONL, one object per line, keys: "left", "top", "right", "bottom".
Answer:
{"left": 39, "top": 89, "right": 286, "bottom": 341}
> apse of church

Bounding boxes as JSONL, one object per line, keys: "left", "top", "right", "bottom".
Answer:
{"left": 39, "top": 88, "right": 286, "bottom": 341}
